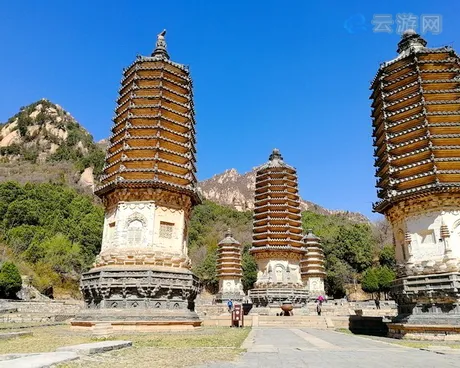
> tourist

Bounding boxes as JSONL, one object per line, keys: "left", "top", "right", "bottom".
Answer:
{"left": 316, "top": 302, "right": 322, "bottom": 316}
{"left": 227, "top": 299, "right": 233, "bottom": 312}
{"left": 375, "top": 297, "right": 380, "bottom": 310}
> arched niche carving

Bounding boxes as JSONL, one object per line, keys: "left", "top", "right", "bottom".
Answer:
{"left": 125, "top": 212, "right": 147, "bottom": 247}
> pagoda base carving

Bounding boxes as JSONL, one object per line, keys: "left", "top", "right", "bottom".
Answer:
{"left": 214, "top": 292, "right": 245, "bottom": 304}
{"left": 72, "top": 266, "right": 201, "bottom": 330}
{"left": 388, "top": 272, "right": 460, "bottom": 340}
{"left": 248, "top": 286, "right": 309, "bottom": 307}
{"left": 304, "top": 276, "right": 325, "bottom": 300}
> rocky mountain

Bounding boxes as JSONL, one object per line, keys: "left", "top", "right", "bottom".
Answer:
{"left": 0, "top": 99, "right": 105, "bottom": 191}
{"left": 199, "top": 169, "right": 369, "bottom": 222}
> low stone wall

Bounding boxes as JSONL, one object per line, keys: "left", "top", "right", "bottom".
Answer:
{"left": 388, "top": 323, "right": 460, "bottom": 341}
{"left": 0, "top": 300, "right": 83, "bottom": 323}
{"left": 202, "top": 314, "right": 254, "bottom": 327}
{"left": 0, "top": 300, "right": 83, "bottom": 315}
{"left": 195, "top": 305, "right": 227, "bottom": 317}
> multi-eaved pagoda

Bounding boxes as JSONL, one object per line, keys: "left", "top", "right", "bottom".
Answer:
{"left": 371, "top": 30, "right": 460, "bottom": 338}
{"left": 300, "top": 230, "right": 326, "bottom": 298}
{"left": 215, "top": 229, "right": 245, "bottom": 302}
{"left": 249, "top": 149, "right": 309, "bottom": 306}
{"left": 73, "top": 31, "right": 201, "bottom": 329}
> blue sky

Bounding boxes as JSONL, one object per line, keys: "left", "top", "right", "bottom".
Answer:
{"left": 1, "top": 1, "right": 459, "bottom": 219}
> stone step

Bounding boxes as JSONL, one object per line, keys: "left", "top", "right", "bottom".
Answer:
{"left": 56, "top": 340, "right": 132, "bottom": 355}
{"left": 257, "top": 315, "right": 329, "bottom": 328}
{"left": 0, "top": 352, "right": 78, "bottom": 368}
{"left": 0, "top": 331, "right": 33, "bottom": 340}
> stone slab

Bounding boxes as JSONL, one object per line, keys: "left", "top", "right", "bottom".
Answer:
{"left": 0, "top": 352, "right": 78, "bottom": 368}
{"left": 0, "top": 331, "right": 33, "bottom": 340}
{"left": 56, "top": 340, "right": 132, "bottom": 355}
{"left": 421, "top": 347, "right": 460, "bottom": 355}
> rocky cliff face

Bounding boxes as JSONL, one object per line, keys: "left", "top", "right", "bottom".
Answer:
{"left": 199, "top": 169, "right": 369, "bottom": 222}
{"left": 0, "top": 99, "right": 104, "bottom": 191}
{"left": 0, "top": 99, "right": 96, "bottom": 162}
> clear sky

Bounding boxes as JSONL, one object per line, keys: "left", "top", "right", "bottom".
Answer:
{"left": 1, "top": 0, "right": 459, "bottom": 219}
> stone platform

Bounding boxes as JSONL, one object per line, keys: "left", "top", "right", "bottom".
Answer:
{"left": 249, "top": 287, "right": 309, "bottom": 307}
{"left": 74, "top": 265, "right": 201, "bottom": 330}
{"left": 388, "top": 323, "right": 460, "bottom": 341}
{"left": 72, "top": 309, "right": 201, "bottom": 331}
{"left": 389, "top": 271, "right": 460, "bottom": 340}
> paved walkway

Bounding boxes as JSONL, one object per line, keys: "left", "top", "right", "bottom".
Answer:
{"left": 199, "top": 328, "right": 460, "bottom": 368}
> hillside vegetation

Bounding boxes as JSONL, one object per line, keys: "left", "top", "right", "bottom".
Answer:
{"left": 0, "top": 181, "right": 103, "bottom": 297}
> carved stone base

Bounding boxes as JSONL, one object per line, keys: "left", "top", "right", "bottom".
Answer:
{"left": 387, "top": 323, "right": 460, "bottom": 341}
{"left": 248, "top": 287, "right": 309, "bottom": 307}
{"left": 214, "top": 292, "right": 245, "bottom": 303}
{"left": 389, "top": 271, "right": 460, "bottom": 339}
{"left": 74, "top": 266, "right": 201, "bottom": 329}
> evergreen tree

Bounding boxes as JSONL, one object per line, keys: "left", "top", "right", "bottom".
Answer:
{"left": 0, "top": 262, "right": 22, "bottom": 298}
{"left": 361, "top": 267, "right": 379, "bottom": 296}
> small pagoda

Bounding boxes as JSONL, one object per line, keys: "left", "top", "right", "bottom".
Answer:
{"left": 215, "top": 229, "right": 245, "bottom": 302}
{"left": 249, "top": 149, "right": 308, "bottom": 306}
{"left": 73, "top": 30, "right": 201, "bottom": 330}
{"left": 300, "top": 230, "right": 326, "bottom": 298}
{"left": 371, "top": 30, "right": 460, "bottom": 338}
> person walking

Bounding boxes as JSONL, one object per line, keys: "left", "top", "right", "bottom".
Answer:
{"left": 316, "top": 302, "right": 322, "bottom": 316}
{"left": 227, "top": 299, "right": 233, "bottom": 313}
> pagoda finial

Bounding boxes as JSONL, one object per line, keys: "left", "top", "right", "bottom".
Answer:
{"left": 269, "top": 148, "right": 283, "bottom": 162}
{"left": 152, "top": 29, "right": 170, "bottom": 59}
{"left": 397, "top": 29, "right": 427, "bottom": 54}
{"left": 225, "top": 228, "right": 233, "bottom": 238}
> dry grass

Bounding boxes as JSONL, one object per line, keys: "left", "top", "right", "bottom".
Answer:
{"left": 0, "top": 324, "right": 250, "bottom": 368}
{"left": 0, "top": 325, "right": 92, "bottom": 354}
{"left": 388, "top": 340, "right": 460, "bottom": 350}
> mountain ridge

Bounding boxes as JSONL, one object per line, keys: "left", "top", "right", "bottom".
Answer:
{"left": 199, "top": 168, "right": 369, "bottom": 223}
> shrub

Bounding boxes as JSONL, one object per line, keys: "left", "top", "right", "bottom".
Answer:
{"left": 361, "top": 267, "right": 379, "bottom": 295}
{"left": 0, "top": 261, "right": 22, "bottom": 298}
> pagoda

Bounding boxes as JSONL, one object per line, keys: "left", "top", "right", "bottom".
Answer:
{"left": 215, "top": 229, "right": 245, "bottom": 302}
{"left": 300, "top": 230, "right": 326, "bottom": 298}
{"left": 371, "top": 30, "right": 460, "bottom": 337}
{"left": 249, "top": 149, "right": 308, "bottom": 306}
{"left": 73, "top": 30, "right": 201, "bottom": 330}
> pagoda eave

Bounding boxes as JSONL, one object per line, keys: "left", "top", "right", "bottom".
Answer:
{"left": 94, "top": 180, "right": 201, "bottom": 205}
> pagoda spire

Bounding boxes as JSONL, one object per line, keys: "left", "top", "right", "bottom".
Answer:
{"left": 396, "top": 29, "right": 427, "bottom": 54}
{"left": 269, "top": 148, "right": 283, "bottom": 162}
{"left": 152, "top": 29, "right": 170, "bottom": 59}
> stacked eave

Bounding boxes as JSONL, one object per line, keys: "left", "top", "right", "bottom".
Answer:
{"left": 95, "top": 50, "right": 200, "bottom": 204}
{"left": 370, "top": 39, "right": 460, "bottom": 213}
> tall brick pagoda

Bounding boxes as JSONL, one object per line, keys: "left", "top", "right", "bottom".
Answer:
{"left": 249, "top": 149, "right": 308, "bottom": 306}
{"left": 74, "top": 30, "right": 201, "bottom": 330}
{"left": 216, "top": 229, "right": 245, "bottom": 302}
{"left": 371, "top": 30, "right": 460, "bottom": 338}
{"left": 300, "top": 230, "right": 326, "bottom": 298}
